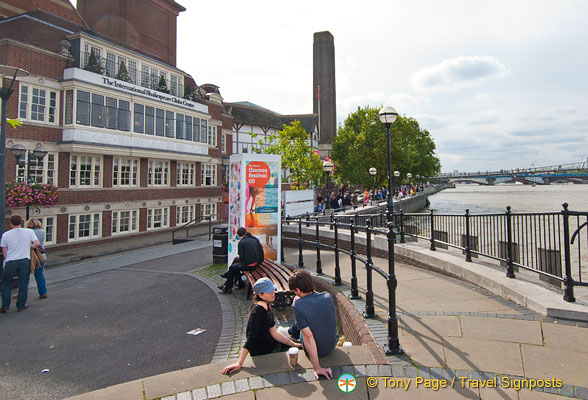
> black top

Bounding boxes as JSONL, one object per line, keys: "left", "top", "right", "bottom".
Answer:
{"left": 238, "top": 236, "right": 263, "bottom": 266}
{"left": 244, "top": 304, "right": 277, "bottom": 356}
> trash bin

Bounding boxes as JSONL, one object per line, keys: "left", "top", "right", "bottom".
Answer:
{"left": 212, "top": 225, "right": 228, "bottom": 264}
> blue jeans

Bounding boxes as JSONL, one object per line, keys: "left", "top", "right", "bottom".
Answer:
{"left": 1, "top": 259, "right": 30, "bottom": 309}
{"left": 34, "top": 261, "right": 47, "bottom": 296}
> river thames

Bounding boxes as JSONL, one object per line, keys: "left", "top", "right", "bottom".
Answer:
{"left": 428, "top": 183, "right": 588, "bottom": 214}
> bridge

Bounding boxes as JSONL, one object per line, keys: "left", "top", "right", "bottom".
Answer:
{"left": 437, "top": 161, "right": 588, "bottom": 185}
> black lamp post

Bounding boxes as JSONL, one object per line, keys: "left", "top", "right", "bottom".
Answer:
{"left": 0, "top": 65, "right": 29, "bottom": 237}
{"left": 323, "top": 161, "right": 334, "bottom": 209}
{"left": 378, "top": 107, "right": 398, "bottom": 217}
{"left": 10, "top": 143, "right": 48, "bottom": 220}
{"left": 369, "top": 167, "right": 377, "bottom": 206}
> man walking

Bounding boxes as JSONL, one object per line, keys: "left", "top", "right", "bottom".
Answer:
{"left": 218, "top": 227, "right": 263, "bottom": 293}
{"left": 288, "top": 270, "right": 338, "bottom": 379}
{"left": 1, "top": 215, "right": 41, "bottom": 313}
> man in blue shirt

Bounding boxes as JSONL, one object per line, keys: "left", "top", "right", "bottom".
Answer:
{"left": 288, "top": 270, "right": 338, "bottom": 379}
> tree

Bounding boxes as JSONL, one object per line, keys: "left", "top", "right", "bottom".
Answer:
{"left": 156, "top": 75, "right": 169, "bottom": 93}
{"left": 83, "top": 48, "right": 103, "bottom": 74}
{"left": 184, "top": 84, "right": 202, "bottom": 101}
{"left": 115, "top": 61, "right": 131, "bottom": 82}
{"left": 254, "top": 121, "right": 323, "bottom": 189}
{"left": 331, "top": 106, "right": 440, "bottom": 188}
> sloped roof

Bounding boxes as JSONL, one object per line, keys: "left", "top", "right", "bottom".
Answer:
{"left": 227, "top": 102, "right": 317, "bottom": 133}
{"left": 281, "top": 114, "right": 317, "bottom": 134}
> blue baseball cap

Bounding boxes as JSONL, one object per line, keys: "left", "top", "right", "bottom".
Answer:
{"left": 253, "top": 277, "right": 276, "bottom": 294}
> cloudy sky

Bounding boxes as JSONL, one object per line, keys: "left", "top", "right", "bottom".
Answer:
{"left": 80, "top": 0, "right": 588, "bottom": 173}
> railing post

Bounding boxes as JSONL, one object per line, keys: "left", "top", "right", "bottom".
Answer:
{"left": 562, "top": 203, "right": 576, "bottom": 302}
{"left": 364, "top": 219, "right": 376, "bottom": 318}
{"left": 354, "top": 212, "right": 359, "bottom": 233}
{"left": 305, "top": 212, "right": 310, "bottom": 227}
{"left": 506, "top": 206, "right": 516, "bottom": 278}
{"left": 208, "top": 216, "right": 212, "bottom": 240}
{"left": 465, "top": 209, "right": 472, "bottom": 262}
{"left": 399, "top": 209, "right": 405, "bottom": 244}
{"left": 330, "top": 213, "right": 334, "bottom": 230}
{"left": 349, "top": 221, "right": 360, "bottom": 299}
{"left": 297, "top": 219, "right": 305, "bottom": 268}
{"left": 333, "top": 221, "right": 342, "bottom": 286}
{"left": 281, "top": 227, "right": 285, "bottom": 263}
{"left": 315, "top": 221, "right": 323, "bottom": 275}
{"left": 386, "top": 221, "right": 403, "bottom": 355}
{"left": 429, "top": 209, "right": 436, "bottom": 251}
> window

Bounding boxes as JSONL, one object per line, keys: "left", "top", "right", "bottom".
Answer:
{"left": 200, "top": 119, "right": 208, "bottom": 143}
{"left": 176, "top": 205, "right": 195, "bottom": 225}
{"left": 91, "top": 94, "right": 105, "bottom": 127}
{"left": 156, "top": 108, "right": 165, "bottom": 137}
{"left": 128, "top": 60, "right": 137, "bottom": 84}
{"left": 16, "top": 152, "right": 58, "bottom": 185}
{"left": 147, "top": 207, "right": 169, "bottom": 230}
{"left": 148, "top": 160, "right": 169, "bottom": 186}
{"left": 117, "top": 56, "right": 126, "bottom": 77}
{"left": 222, "top": 133, "right": 227, "bottom": 153}
{"left": 193, "top": 118, "right": 200, "bottom": 143}
{"left": 176, "top": 113, "right": 184, "bottom": 139}
{"left": 76, "top": 90, "right": 90, "bottom": 125}
{"left": 176, "top": 162, "right": 195, "bottom": 186}
{"left": 134, "top": 103, "right": 144, "bottom": 133}
{"left": 112, "top": 210, "right": 138, "bottom": 235}
{"left": 105, "top": 97, "right": 118, "bottom": 129}
{"left": 171, "top": 75, "right": 179, "bottom": 96}
{"left": 150, "top": 67, "right": 159, "bottom": 89}
{"left": 65, "top": 90, "right": 73, "bottom": 124}
{"left": 201, "top": 164, "right": 217, "bottom": 186}
{"left": 19, "top": 84, "right": 59, "bottom": 124}
{"left": 145, "top": 106, "right": 155, "bottom": 135}
{"left": 69, "top": 213, "right": 101, "bottom": 241}
{"left": 38, "top": 216, "right": 56, "bottom": 245}
{"left": 113, "top": 157, "right": 139, "bottom": 187}
{"left": 208, "top": 125, "right": 217, "bottom": 147}
{"left": 165, "top": 111, "right": 174, "bottom": 138}
{"left": 141, "top": 64, "right": 150, "bottom": 88}
{"left": 185, "top": 116, "right": 193, "bottom": 141}
{"left": 106, "top": 52, "right": 116, "bottom": 77}
{"left": 202, "top": 203, "right": 218, "bottom": 221}
{"left": 118, "top": 100, "right": 130, "bottom": 131}
{"left": 70, "top": 155, "right": 102, "bottom": 187}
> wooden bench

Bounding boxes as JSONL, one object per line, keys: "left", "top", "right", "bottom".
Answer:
{"left": 242, "top": 259, "right": 295, "bottom": 309}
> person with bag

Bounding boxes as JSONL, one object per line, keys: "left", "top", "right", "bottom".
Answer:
{"left": 221, "top": 278, "right": 302, "bottom": 375}
{"left": 25, "top": 218, "right": 48, "bottom": 299}
{"left": 1, "top": 215, "right": 41, "bottom": 313}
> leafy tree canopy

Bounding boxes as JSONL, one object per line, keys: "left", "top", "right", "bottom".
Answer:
{"left": 331, "top": 105, "right": 441, "bottom": 188}
{"left": 253, "top": 120, "right": 323, "bottom": 189}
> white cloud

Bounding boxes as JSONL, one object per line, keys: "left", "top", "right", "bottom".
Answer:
{"left": 411, "top": 56, "right": 509, "bottom": 93}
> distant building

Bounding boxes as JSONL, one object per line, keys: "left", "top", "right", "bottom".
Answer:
{"left": 0, "top": 1, "right": 231, "bottom": 249}
{"left": 313, "top": 31, "right": 336, "bottom": 157}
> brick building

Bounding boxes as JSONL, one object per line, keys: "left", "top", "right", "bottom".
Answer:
{"left": 0, "top": 0, "right": 232, "bottom": 250}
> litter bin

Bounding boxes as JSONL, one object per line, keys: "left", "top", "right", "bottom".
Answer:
{"left": 212, "top": 225, "right": 228, "bottom": 264}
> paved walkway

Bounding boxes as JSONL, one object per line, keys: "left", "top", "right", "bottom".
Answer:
{"left": 52, "top": 232, "right": 588, "bottom": 399}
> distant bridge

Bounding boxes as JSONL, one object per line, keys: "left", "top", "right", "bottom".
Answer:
{"left": 437, "top": 161, "right": 588, "bottom": 185}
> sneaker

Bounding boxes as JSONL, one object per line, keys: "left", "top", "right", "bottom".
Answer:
{"left": 11, "top": 293, "right": 18, "bottom": 299}
{"left": 0, "top": 308, "right": 8, "bottom": 313}
{"left": 17, "top": 305, "right": 29, "bottom": 312}
{"left": 277, "top": 326, "right": 300, "bottom": 342}
{"left": 219, "top": 273, "right": 228, "bottom": 279}
{"left": 39, "top": 294, "right": 48, "bottom": 299}
{"left": 217, "top": 284, "right": 232, "bottom": 294}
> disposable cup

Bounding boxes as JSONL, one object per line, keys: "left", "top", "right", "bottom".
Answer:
{"left": 288, "top": 347, "right": 299, "bottom": 366}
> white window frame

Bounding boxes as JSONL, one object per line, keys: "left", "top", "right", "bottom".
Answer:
{"left": 15, "top": 151, "right": 58, "bottom": 185}
{"left": 38, "top": 216, "right": 56, "bottom": 245}
{"left": 19, "top": 84, "right": 59, "bottom": 125}
{"left": 68, "top": 212, "right": 101, "bottom": 241}
{"left": 113, "top": 157, "right": 139, "bottom": 187}
{"left": 147, "top": 207, "right": 169, "bottom": 230}
{"left": 112, "top": 210, "right": 139, "bottom": 235}
{"left": 176, "top": 162, "right": 195, "bottom": 186}
{"left": 201, "top": 203, "right": 218, "bottom": 221}
{"left": 221, "top": 133, "right": 227, "bottom": 153}
{"left": 147, "top": 160, "right": 169, "bottom": 187}
{"left": 201, "top": 164, "right": 217, "bottom": 186}
{"left": 176, "top": 205, "right": 195, "bottom": 225}
{"left": 70, "top": 154, "right": 102, "bottom": 188}
{"left": 208, "top": 125, "right": 217, "bottom": 147}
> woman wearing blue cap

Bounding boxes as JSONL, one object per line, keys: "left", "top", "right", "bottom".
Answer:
{"left": 221, "top": 277, "right": 302, "bottom": 375}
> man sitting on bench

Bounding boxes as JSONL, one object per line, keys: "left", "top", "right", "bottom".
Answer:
{"left": 219, "top": 227, "right": 264, "bottom": 294}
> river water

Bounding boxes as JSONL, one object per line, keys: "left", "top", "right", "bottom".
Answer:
{"left": 427, "top": 183, "right": 588, "bottom": 214}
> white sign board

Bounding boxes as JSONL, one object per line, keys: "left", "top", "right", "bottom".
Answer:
{"left": 283, "top": 190, "right": 315, "bottom": 217}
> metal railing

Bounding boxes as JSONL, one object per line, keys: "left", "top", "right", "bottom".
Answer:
{"left": 171, "top": 214, "right": 221, "bottom": 244}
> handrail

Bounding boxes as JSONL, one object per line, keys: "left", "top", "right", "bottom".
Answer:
{"left": 171, "top": 213, "right": 221, "bottom": 243}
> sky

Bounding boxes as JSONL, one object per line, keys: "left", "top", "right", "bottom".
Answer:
{"left": 75, "top": 0, "right": 588, "bottom": 173}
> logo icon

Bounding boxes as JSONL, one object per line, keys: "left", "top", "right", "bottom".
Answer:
{"left": 337, "top": 373, "right": 357, "bottom": 393}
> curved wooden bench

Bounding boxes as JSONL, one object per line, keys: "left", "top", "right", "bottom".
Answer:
{"left": 242, "top": 260, "right": 295, "bottom": 309}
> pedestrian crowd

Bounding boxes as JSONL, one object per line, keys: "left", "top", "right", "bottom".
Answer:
{"left": 220, "top": 227, "right": 338, "bottom": 379}
{"left": 1, "top": 214, "right": 49, "bottom": 313}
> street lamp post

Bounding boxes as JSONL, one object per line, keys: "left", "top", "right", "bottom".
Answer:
{"left": 10, "top": 143, "right": 48, "bottom": 220}
{"left": 323, "top": 161, "right": 334, "bottom": 209}
{"left": 0, "top": 65, "right": 29, "bottom": 237}
{"left": 369, "top": 167, "right": 377, "bottom": 206}
{"left": 378, "top": 107, "right": 398, "bottom": 217}
{"left": 407, "top": 172, "right": 412, "bottom": 194}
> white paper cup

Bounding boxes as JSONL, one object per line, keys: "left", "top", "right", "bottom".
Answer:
{"left": 342, "top": 341, "right": 352, "bottom": 348}
{"left": 288, "top": 347, "right": 299, "bottom": 366}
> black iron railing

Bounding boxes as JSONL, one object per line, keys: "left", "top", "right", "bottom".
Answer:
{"left": 172, "top": 214, "right": 221, "bottom": 244}
{"left": 288, "top": 203, "right": 587, "bottom": 304}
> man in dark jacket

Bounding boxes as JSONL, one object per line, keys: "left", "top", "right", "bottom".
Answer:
{"left": 218, "top": 227, "right": 264, "bottom": 293}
